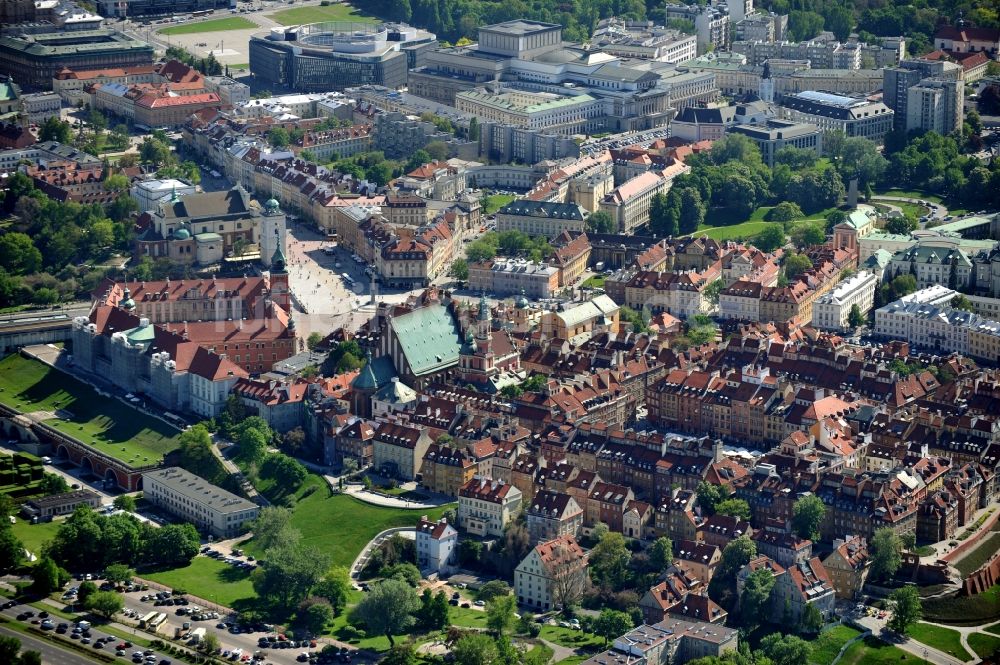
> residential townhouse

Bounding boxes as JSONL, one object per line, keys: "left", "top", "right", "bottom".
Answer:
{"left": 514, "top": 534, "right": 589, "bottom": 611}
{"left": 526, "top": 489, "right": 584, "bottom": 545}
{"left": 372, "top": 421, "right": 433, "bottom": 481}
{"left": 458, "top": 476, "right": 523, "bottom": 537}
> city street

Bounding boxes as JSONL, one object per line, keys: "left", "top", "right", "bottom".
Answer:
{"left": 0, "top": 625, "right": 97, "bottom": 665}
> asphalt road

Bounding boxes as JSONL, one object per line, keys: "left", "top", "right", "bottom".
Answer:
{"left": 0, "top": 625, "right": 99, "bottom": 665}
{"left": 0, "top": 599, "right": 174, "bottom": 665}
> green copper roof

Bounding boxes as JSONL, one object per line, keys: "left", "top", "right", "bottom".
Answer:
{"left": 353, "top": 352, "right": 379, "bottom": 391}
{"left": 125, "top": 323, "right": 155, "bottom": 344}
{"left": 390, "top": 304, "right": 463, "bottom": 377}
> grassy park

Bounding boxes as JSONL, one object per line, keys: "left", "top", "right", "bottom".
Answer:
{"left": 244, "top": 473, "right": 453, "bottom": 568}
{"left": 268, "top": 4, "right": 376, "bottom": 25}
{"left": 10, "top": 519, "right": 61, "bottom": 557}
{"left": 158, "top": 17, "right": 257, "bottom": 34}
{"left": 839, "top": 636, "right": 924, "bottom": 665}
{"left": 690, "top": 204, "right": 840, "bottom": 242}
{"left": 0, "top": 354, "right": 180, "bottom": 467}
{"left": 808, "top": 624, "right": 863, "bottom": 665}
{"left": 924, "top": 584, "right": 1000, "bottom": 626}
{"left": 968, "top": 631, "right": 1000, "bottom": 659}
{"left": 145, "top": 557, "right": 256, "bottom": 608}
{"left": 906, "top": 622, "right": 973, "bottom": 661}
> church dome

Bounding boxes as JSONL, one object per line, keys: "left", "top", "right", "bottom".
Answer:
{"left": 264, "top": 198, "right": 281, "bottom": 214}
{"left": 173, "top": 227, "right": 191, "bottom": 240}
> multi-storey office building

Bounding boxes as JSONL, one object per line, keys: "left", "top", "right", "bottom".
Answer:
{"left": 778, "top": 91, "right": 894, "bottom": 142}
{"left": 144, "top": 467, "right": 259, "bottom": 539}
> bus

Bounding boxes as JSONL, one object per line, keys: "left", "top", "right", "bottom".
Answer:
{"left": 139, "top": 612, "right": 158, "bottom": 629}
{"left": 342, "top": 273, "right": 354, "bottom": 286}
{"left": 192, "top": 9, "right": 211, "bottom": 17}
{"left": 146, "top": 613, "right": 168, "bottom": 634}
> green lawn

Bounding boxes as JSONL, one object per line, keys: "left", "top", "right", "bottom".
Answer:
{"left": 0, "top": 354, "right": 181, "bottom": 467}
{"left": 840, "top": 636, "right": 925, "bottom": 665}
{"left": 267, "top": 4, "right": 376, "bottom": 25}
{"left": 924, "top": 584, "right": 1000, "bottom": 626}
{"left": 244, "top": 475, "right": 453, "bottom": 569}
{"left": 483, "top": 194, "right": 516, "bottom": 215}
{"left": 158, "top": 17, "right": 257, "bottom": 34}
{"left": 895, "top": 202, "right": 930, "bottom": 219}
{"left": 906, "top": 622, "right": 973, "bottom": 661}
{"left": 552, "top": 656, "right": 590, "bottom": 665}
{"left": 144, "top": 556, "right": 256, "bottom": 608}
{"left": 969, "top": 631, "right": 1000, "bottom": 659}
{"left": 693, "top": 220, "right": 775, "bottom": 241}
{"left": 524, "top": 643, "right": 554, "bottom": 664}
{"left": 538, "top": 625, "right": 604, "bottom": 651}
{"left": 691, "top": 204, "right": 839, "bottom": 241}
{"left": 954, "top": 532, "right": 1000, "bottom": 578}
{"left": 987, "top": 622, "right": 1000, "bottom": 636}
{"left": 10, "top": 519, "right": 61, "bottom": 557}
{"left": 808, "top": 624, "right": 863, "bottom": 665}
{"left": 582, "top": 275, "right": 605, "bottom": 289}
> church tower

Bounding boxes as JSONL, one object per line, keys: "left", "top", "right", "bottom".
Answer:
{"left": 268, "top": 245, "right": 290, "bottom": 312}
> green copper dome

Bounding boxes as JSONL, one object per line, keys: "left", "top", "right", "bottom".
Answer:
{"left": 264, "top": 198, "right": 281, "bottom": 214}
{"left": 173, "top": 227, "right": 191, "bottom": 240}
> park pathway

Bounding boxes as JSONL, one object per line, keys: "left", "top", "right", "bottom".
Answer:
{"left": 855, "top": 616, "right": 973, "bottom": 665}
{"left": 829, "top": 627, "right": 871, "bottom": 665}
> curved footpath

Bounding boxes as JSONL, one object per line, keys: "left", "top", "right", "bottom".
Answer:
{"left": 349, "top": 527, "right": 415, "bottom": 580}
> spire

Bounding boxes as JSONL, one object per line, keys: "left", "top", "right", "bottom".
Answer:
{"left": 271, "top": 245, "right": 287, "bottom": 273}
{"left": 478, "top": 292, "right": 490, "bottom": 322}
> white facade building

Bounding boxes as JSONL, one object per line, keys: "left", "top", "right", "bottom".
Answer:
{"left": 143, "top": 467, "right": 259, "bottom": 539}
{"left": 131, "top": 179, "right": 197, "bottom": 213}
{"left": 415, "top": 515, "right": 459, "bottom": 575}
{"left": 812, "top": 271, "right": 878, "bottom": 330}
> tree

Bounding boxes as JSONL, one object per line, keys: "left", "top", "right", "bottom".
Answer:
{"left": 350, "top": 578, "right": 420, "bottom": 646}
{"left": 593, "top": 609, "right": 633, "bottom": 646}
{"left": 589, "top": 530, "right": 631, "bottom": 589}
{"left": 946, "top": 295, "right": 973, "bottom": 315}
{"left": 405, "top": 149, "right": 432, "bottom": 173}
{"left": 452, "top": 633, "right": 498, "bottom": 665}
{"left": 200, "top": 632, "right": 220, "bottom": 654}
{"left": 791, "top": 495, "right": 826, "bottom": 542}
{"left": 486, "top": 594, "right": 517, "bottom": 635}
{"left": 714, "top": 536, "right": 757, "bottom": 586}
{"left": 783, "top": 253, "right": 813, "bottom": 280}
{"left": 313, "top": 567, "right": 350, "bottom": 615}
{"left": 678, "top": 187, "right": 706, "bottom": 235}
{"left": 459, "top": 539, "right": 482, "bottom": 566}
{"left": 381, "top": 643, "right": 417, "bottom": 665}
{"left": 800, "top": 601, "right": 824, "bottom": 634}
{"left": 739, "top": 568, "right": 775, "bottom": 627}
{"left": 760, "top": 633, "right": 812, "bottom": 665}
{"left": 887, "top": 585, "right": 922, "bottom": 634}
{"left": 978, "top": 84, "right": 1000, "bottom": 115}
{"left": 86, "top": 590, "right": 124, "bottom": 619}
{"left": 649, "top": 536, "right": 673, "bottom": 573}
{"left": 417, "top": 589, "right": 450, "bottom": 630}
{"left": 649, "top": 191, "right": 678, "bottom": 237}
{"left": 477, "top": 580, "right": 512, "bottom": 603}
{"left": 715, "top": 499, "right": 751, "bottom": 521}
{"left": 104, "top": 563, "right": 134, "bottom": 585}
{"left": 237, "top": 427, "right": 269, "bottom": 466}
{"left": 425, "top": 141, "right": 449, "bottom": 161}
{"left": 19, "top": 651, "right": 41, "bottom": 665}
{"left": 31, "top": 556, "right": 67, "bottom": 595}
{"left": 884, "top": 215, "right": 918, "bottom": 235}
{"left": 0, "top": 233, "right": 42, "bottom": 275}
{"left": 77, "top": 580, "right": 98, "bottom": 606}
{"left": 269, "top": 127, "right": 290, "bottom": 148}
{"left": 790, "top": 223, "right": 825, "bottom": 249}
{"left": 307, "top": 332, "right": 324, "bottom": 350}
{"left": 0, "top": 525, "right": 23, "bottom": 573}
{"left": 143, "top": 523, "right": 200, "bottom": 567}
{"left": 301, "top": 598, "right": 335, "bottom": 636}
{"left": 889, "top": 274, "right": 917, "bottom": 300}
{"left": 587, "top": 210, "right": 616, "bottom": 234}
{"left": 696, "top": 481, "right": 723, "bottom": 515}
{"left": 870, "top": 527, "right": 903, "bottom": 582}
{"left": 252, "top": 541, "right": 330, "bottom": 611}
{"left": 450, "top": 258, "right": 469, "bottom": 282}
{"left": 753, "top": 225, "right": 786, "bottom": 253}
{"left": 466, "top": 240, "right": 497, "bottom": 263}
{"left": 768, "top": 201, "right": 804, "bottom": 222}
{"left": 844, "top": 302, "right": 865, "bottom": 328}
{"left": 103, "top": 173, "right": 130, "bottom": 193}
{"left": 0, "top": 636, "right": 21, "bottom": 664}
{"left": 112, "top": 495, "right": 136, "bottom": 512}
{"left": 261, "top": 453, "right": 307, "bottom": 490}
{"left": 39, "top": 116, "right": 72, "bottom": 143}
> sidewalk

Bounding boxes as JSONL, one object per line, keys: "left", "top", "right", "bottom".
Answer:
{"left": 855, "top": 616, "right": 974, "bottom": 665}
